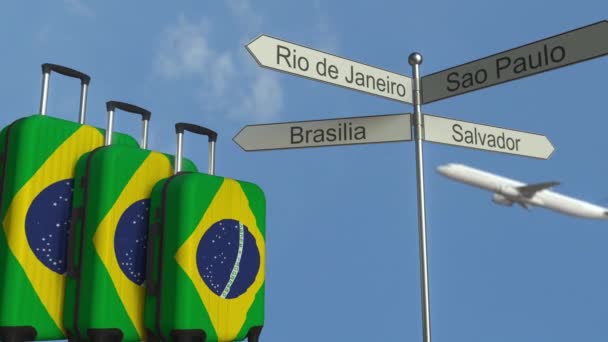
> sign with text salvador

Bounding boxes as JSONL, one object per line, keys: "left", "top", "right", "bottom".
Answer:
{"left": 247, "top": 35, "right": 413, "bottom": 104}
{"left": 422, "top": 21, "right": 608, "bottom": 104}
{"left": 423, "top": 114, "right": 554, "bottom": 159}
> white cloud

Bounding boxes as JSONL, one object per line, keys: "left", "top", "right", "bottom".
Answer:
{"left": 156, "top": 16, "right": 211, "bottom": 78}
{"left": 63, "top": 0, "right": 94, "bottom": 18}
{"left": 313, "top": 0, "right": 340, "bottom": 53}
{"left": 226, "top": 0, "right": 252, "bottom": 17}
{"left": 226, "top": 0, "right": 262, "bottom": 33}
{"left": 155, "top": 14, "right": 283, "bottom": 121}
{"left": 232, "top": 73, "right": 284, "bottom": 121}
{"left": 36, "top": 26, "right": 52, "bottom": 43}
{"left": 210, "top": 53, "right": 236, "bottom": 96}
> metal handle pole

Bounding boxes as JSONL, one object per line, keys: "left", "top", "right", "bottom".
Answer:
{"left": 208, "top": 141, "right": 216, "bottom": 175}
{"left": 39, "top": 71, "right": 50, "bottom": 115}
{"left": 175, "top": 134, "right": 215, "bottom": 175}
{"left": 104, "top": 101, "right": 151, "bottom": 148}
{"left": 175, "top": 132, "right": 184, "bottom": 174}
{"left": 105, "top": 109, "right": 115, "bottom": 146}
{"left": 39, "top": 64, "right": 90, "bottom": 121}
{"left": 78, "top": 83, "right": 88, "bottom": 124}
{"left": 409, "top": 52, "right": 431, "bottom": 342}
{"left": 142, "top": 119, "right": 149, "bottom": 150}
{"left": 174, "top": 123, "right": 218, "bottom": 176}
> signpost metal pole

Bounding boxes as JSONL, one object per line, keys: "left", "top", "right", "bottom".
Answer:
{"left": 409, "top": 52, "right": 431, "bottom": 342}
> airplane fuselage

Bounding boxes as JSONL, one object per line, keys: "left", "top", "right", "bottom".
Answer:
{"left": 437, "top": 163, "right": 608, "bottom": 220}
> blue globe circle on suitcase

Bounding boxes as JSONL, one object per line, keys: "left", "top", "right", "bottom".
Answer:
{"left": 114, "top": 199, "right": 150, "bottom": 285}
{"left": 25, "top": 178, "right": 74, "bottom": 274}
{"left": 196, "top": 219, "right": 260, "bottom": 299}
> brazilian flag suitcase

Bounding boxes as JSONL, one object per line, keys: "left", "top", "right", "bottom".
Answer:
{"left": 63, "top": 102, "right": 198, "bottom": 342}
{"left": 0, "top": 65, "right": 139, "bottom": 342}
{"left": 145, "top": 124, "right": 266, "bottom": 342}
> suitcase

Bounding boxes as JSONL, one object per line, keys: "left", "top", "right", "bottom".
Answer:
{"left": 63, "top": 102, "right": 198, "bottom": 342}
{"left": 0, "top": 65, "right": 139, "bottom": 342}
{"left": 145, "top": 124, "right": 266, "bottom": 342}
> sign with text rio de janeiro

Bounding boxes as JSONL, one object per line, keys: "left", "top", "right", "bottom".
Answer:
{"left": 247, "top": 35, "right": 413, "bottom": 104}
{"left": 422, "top": 21, "right": 608, "bottom": 104}
{"left": 423, "top": 114, "right": 554, "bottom": 159}
{"left": 233, "top": 114, "right": 412, "bottom": 151}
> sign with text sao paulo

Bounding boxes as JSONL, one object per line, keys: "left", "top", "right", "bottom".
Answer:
{"left": 422, "top": 21, "right": 608, "bottom": 104}
{"left": 247, "top": 35, "right": 413, "bottom": 104}
{"left": 423, "top": 114, "right": 554, "bottom": 159}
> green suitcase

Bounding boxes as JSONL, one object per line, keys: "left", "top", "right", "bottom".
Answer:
{"left": 145, "top": 124, "right": 266, "bottom": 342}
{"left": 0, "top": 65, "right": 138, "bottom": 342}
{"left": 64, "top": 102, "right": 197, "bottom": 342}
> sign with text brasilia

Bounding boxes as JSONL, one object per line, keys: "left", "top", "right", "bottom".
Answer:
{"left": 422, "top": 21, "right": 608, "bottom": 104}
{"left": 233, "top": 114, "right": 412, "bottom": 151}
{"left": 247, "top": 35, "right": 413, "bottom": 104}
{"left": 423, "top": 114, "right": 554, "bottom": 159}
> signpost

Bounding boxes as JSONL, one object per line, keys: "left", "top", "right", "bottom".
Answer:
{"left": 422, "top": 21, "right": 608, "bottom": 104}
{"left": 241, "top": 21, "right": 608, "bottom": 342}
{"left": 233, "top": 114, "right": 412, "bottom": 151}
{"left": 423, "top": 114, "right": 554, "bottom": 159}
{"left": 246, "top": 35, "right": 413, "bottom": 104}
{"left": 408, "top": 53, "right": 431, "bottom": 342}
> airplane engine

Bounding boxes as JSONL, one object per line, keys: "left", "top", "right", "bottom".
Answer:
{"left": 492, "top": 193, "right": 513, "bottom": 206}
{"left": 499, "top": 185, "right": 520, "bottom": 198}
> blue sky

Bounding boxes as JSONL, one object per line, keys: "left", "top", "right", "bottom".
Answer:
{"left": 2, "top": 1, "right": 608, "bottom": 341}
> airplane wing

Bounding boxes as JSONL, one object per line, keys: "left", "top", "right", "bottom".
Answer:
{"left": 516, "top": 181, "right": 560, "bottom": 198}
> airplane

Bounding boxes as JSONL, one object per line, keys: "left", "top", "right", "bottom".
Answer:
{"left": 436, "top": 163, "right": 608, "bottom": 220}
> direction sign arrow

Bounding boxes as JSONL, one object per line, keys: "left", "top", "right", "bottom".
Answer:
{"left": 423, "top": 114, "right": 554, "bottom": 159}
{"left": 247, "top": 35, "right": 413, "bottom": 104}
{"left": 422, "top": 21, "right": 608, "bottom": 104}
{"left": 233, "top": 114, "right": 412, "bottom": 151}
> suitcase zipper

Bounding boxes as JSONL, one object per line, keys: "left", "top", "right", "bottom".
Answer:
{"left": 0, "top": 124, "right": 12, "bottom": 217}
{"left": 71, "top": 146, "right": 103, "bottom": 340}
{"left": 0, "top": 118, "right": 26, "bottom": 219}
{"left": 154, "top": 172, "right": 192, "bottom": 341}
{"left": 0, "top": 118, "right": 39, "bottom": 340}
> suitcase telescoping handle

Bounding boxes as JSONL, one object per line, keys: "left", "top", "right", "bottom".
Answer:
{"left": 105, "top": 101, "right": 152, "bottom": 149}
{"left": 39, "top": 63, "right": 91, "bottom": 124}
{"left": 175, "top": 123, "right": 218, "bottom": 175}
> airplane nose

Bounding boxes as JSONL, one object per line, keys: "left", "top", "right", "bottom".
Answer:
{"left": 437, "top": 165, "right": 450, "bottom": 175}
